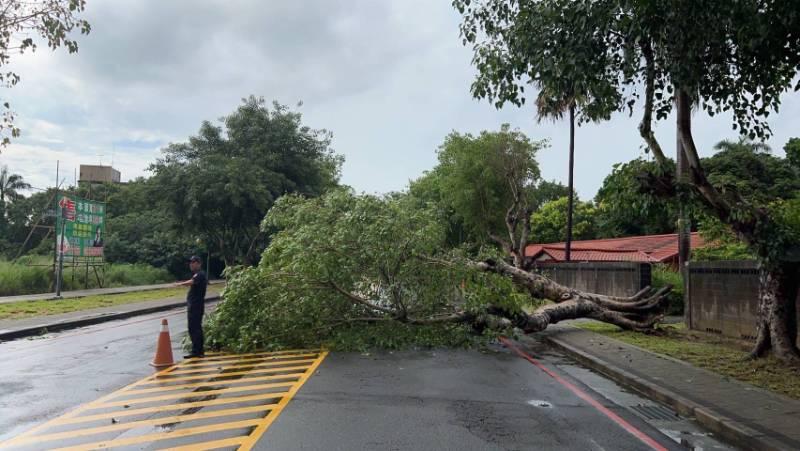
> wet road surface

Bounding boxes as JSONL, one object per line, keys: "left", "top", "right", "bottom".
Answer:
{"left": 0, "top": 306, "right": 200, "bottom": 441}
{"left": 0, "top": 306, "right": 734, "bottom": 450}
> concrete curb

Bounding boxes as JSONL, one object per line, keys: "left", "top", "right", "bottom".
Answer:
{"left": 544, "top": 334, "right": 794, "bottom": 451}
{"left": 0, "top": 295, "right": 220, "bottom": 342}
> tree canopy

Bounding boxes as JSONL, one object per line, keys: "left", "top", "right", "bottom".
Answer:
{"left": 207, "top": 189, "right": 506, "bottom": 351}
{"left": 530, "top": 196, "right": 596, "bottom": 244}
{"left": 0, "top": 0, "right": 90, "bottom": 147}
{"left": 454, "top": 0, "right": 800, "bottom": 363}
{"left": 150, "top": 97, "right": 342, "bottom": 266}
{"left": 418, "top": 126, "right": 545, "bottom": 245}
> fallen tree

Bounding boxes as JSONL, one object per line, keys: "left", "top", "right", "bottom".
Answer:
{"left": 206, "top": 189, "right": 670, "bottom": 351}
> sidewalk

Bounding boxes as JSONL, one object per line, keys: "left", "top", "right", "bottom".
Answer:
{"left": 539, "top": 324, "right": 800, "bottom": 451}
{"left": 0, "top": 281, "right": 224, "bottom": 304}
{"left": 0, "top": 292, "right": 220, "bottom": 341}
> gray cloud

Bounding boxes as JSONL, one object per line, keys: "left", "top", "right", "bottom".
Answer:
{"left": 2, "top": 0, "right": 798, "bottom": 201}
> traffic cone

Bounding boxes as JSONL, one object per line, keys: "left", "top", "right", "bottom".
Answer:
{"left": 150, "top": 319, "right": 175, "bottom": 368}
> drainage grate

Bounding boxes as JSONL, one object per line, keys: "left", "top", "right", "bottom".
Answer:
{"left": 629, "top": 404, "right": 679, "bottom": 421}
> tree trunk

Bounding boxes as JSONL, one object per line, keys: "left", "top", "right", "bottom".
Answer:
{"left": 750, "top": 263, "right": 800, "bottom": 364}
{"left": 472, "top": 259, "right": 671, "bottom": 332}
{"left": 674, "top": 89, "right": 799, "bottom": 365}
{"left": 565, "top": 103, "right": 575, "bottom": 261}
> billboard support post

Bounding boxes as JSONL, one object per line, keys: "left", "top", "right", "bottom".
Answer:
{"left": 55, "top": 206, "right": 66, "bottom": 298}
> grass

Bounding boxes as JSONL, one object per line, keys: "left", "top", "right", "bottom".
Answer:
{"left": 576, "top": 320, "right": 800, "bottom": 400}
{"left": 0, "top": 258, "right": 174, "bottom": 296}
{"left": 0, "top": 286, "right": 220, "bottom": 320}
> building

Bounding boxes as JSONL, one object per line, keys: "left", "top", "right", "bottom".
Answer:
{"left": 79, "top": 165, "right": 121, "bottom": 184}
{"left": 524, "top": 232, "right": 706, "bottom": 267}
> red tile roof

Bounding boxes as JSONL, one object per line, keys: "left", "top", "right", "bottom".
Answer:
{"left": 525, "top": 233, "right": 706, "bottom": 263}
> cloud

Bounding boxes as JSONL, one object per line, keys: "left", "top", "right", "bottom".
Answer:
{"left": 1, "top": 0, "right": 798, "bottom": 202}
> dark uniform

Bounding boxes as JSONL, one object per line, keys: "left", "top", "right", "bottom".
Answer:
{"left": 187, "top": 269, "right": 208, "bottom": 356}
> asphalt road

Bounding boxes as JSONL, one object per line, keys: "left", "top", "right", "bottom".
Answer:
{"left": 0, "top": 307, "right": 733, "bottom": 450}
{"left": 0, "top": 306, "right": 198, "bottom": 441}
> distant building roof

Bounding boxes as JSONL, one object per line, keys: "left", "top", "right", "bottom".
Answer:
{"left": 524, "top": 233, "right": 706, "bottom": 264}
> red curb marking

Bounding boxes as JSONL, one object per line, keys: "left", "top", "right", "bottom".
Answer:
{"left": 500, "top": 336, "right": 668, "bottom": 451}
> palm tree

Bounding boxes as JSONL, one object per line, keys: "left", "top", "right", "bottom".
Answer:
{"left": 713, "top": 138, "right": 771, "bottom": 154}
{"left": 535, "top": 86, "right": 583, "bottom": 261}
{"left": 0, "top": 165, "right": 30, "bottom": 203}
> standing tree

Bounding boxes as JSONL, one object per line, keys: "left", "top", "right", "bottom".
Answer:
{"left": 414, "top": 126, "right": 545, "bottom": 266}
{"left": 0, "top": 165, "right": 30, "bottom": 204}
{"left": 0, "top": 0, "right": 90, "bottom": 147}
{"left": 458, "top": 0, "right": 622, "bottom": 259}
{"left": 530, "top": 196, "right": 597, "bottom": 244}
{"left": 785, "top": 138, "right": 800, "bottom": 170}
{"left": 594, "top": 158, "right": 680, "bottom": 238}
{"left": 0, "top": 165, "right": 30, "bottom": 252}
{"left": 150, "top": 97, "right": 342, "bottom": 267}
{"left": 455, "top": 0, "right": 800, "bottom": 363}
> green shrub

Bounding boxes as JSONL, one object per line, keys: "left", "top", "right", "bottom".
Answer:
{"left": 0, "top": 260, "right": 52, "bottom": 296}
{"left": 652, "top": 264, "right": 684, "bottom": 315}
{"left": 0, "top": 258, "right": 173, "bottom": 296}
{"left": 103, "top": 263, "right": 172, "bottom": 287}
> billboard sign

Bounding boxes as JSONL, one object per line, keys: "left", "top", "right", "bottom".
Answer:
{"left": 55, "top": 194, "right": 106, "bottom": 257}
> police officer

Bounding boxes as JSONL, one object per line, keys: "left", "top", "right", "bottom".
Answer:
{"left": 176, "top": 256, "right": 208, "bottom": 358}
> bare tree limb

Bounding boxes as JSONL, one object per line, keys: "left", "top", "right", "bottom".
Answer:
{"left": 328, "top": 280, "right": 397, "bottom": 315}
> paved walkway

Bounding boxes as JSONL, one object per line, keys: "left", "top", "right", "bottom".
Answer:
{"left": 0, "top": 281, "right": 223, "bottom": 304}
{"left": 541, "top": 324, "right": 800, "bottom": 451}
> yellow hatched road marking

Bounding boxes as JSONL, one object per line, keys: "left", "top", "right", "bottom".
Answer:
{"left": 180, "top": 353, "right": 319, "bottom": 367}
{"left": 0, "top": 360, "right": 183, "bottom": 446}
{"left": 8, "top": 405, "right": 273, "bottom": 446}
{"left": 0, "top": 349, "right": 327, "bottom": 450}
{"left": 51, "top": 396, "right": 285, "bottom": 426}
{"left": 201, "top": 349, "right": 316, "bottom": 359}
{"left": 51, "top": 418, "right": 263, "bottom": 451}
{"left": 94, "top": 381, "right": 296, "bottom": 408}
{"left": 165, "top": 358, "right": 317, "bottom": 375}
{"left": 239, "top": 350, "right": 329, "bottom": 451}
{"left": 122, "top": 373, "right": 305, "bottom": 395}
{"left": 146, "top": 365, "right": 312, "bottom": 383}
{"left": 162, "top": 436, "right": 248, "bottom": 450}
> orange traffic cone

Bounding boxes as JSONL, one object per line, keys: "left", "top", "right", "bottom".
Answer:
{"left": 150, "top": 319, "right": 175, "bottom": 368}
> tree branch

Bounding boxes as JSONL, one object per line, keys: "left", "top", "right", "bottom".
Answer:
{"left": 637, "top": 40, "right": 668, "bottom": 165}
{"left": 328, "top": 280, "right": 397, "bottom": 315}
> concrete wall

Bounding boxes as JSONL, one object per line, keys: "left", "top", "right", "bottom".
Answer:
{"left": 79, "top": 165, "right": 121, "bottom": 183}
{"left": 686, "top": 260, "right": 800, "bottom": 345}
{"left": 532, "top": 262, "right": 651, "bottom": 297}
{"left": 686, "top": 261, "right": 760, "bottom": 339}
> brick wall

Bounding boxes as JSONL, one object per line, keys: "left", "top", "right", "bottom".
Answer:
{"left": 532, "top": 262, "right": 651, "bottom": 298}
{"left": 686, "top": 260, "right": 800, "bottom": 346}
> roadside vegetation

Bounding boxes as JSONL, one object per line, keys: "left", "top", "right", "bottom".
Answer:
{"left": 0, "top": 286, "right": 220, "bottom": 320}
{"left": 577, "top": 321, "right": 800, "bottom": 400}
{"left": 651, "top": 265, "right": 683, "bottom": 316}
{"left": 0, "top": 258, "right": 173, "bottom": 297}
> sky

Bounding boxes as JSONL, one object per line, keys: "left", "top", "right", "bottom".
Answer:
{"left": 1, "top": 0, "right": 798, "bottom": 200}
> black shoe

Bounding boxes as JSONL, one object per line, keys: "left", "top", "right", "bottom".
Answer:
{"left": 183, "top": 353, "right": 204, "bottom": 359}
